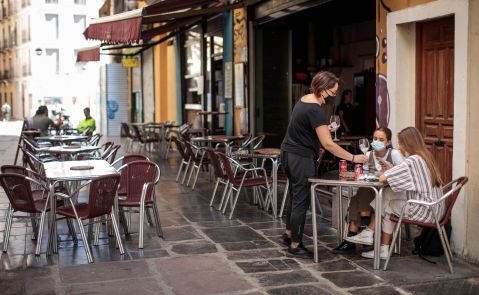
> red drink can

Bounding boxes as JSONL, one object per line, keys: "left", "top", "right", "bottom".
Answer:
{"left": 339, "top": 160, "right": 347, "bottom": 173}
{"left": 354, "top": 164, "right": 363, "bottom": 178}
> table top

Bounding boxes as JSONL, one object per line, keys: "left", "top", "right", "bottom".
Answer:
{"left": 309, "top": 172, "right": 384, "bottom": 187}
{"left": 43, "top": 160, "right": 118, "bottom": 181}
{"left": 191, "top": 135, "right": 244, "bottom": 143}
{"left": 234, "top": 148, "right": 281, "bottom": 158}
{"left": 38, "top": 145, "right": 100, "bottom": 155}
{"left": 36, "top": 135, "right": 88, "bottom": 142}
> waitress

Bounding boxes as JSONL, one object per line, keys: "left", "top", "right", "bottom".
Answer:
{"left": 281, "top": 71, "right": 367, "bottom": 258}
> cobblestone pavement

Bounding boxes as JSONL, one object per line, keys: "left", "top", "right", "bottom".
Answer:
{"left": 1, "top": 124, "right": 479, "bottom": 294}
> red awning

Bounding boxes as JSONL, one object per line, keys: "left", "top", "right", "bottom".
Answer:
{"left": 76, "top": 45, "right": 100, "bottom": 62}
{"left": 83, "top": 9, "right": 143, "bottom": 44}
{"left": 83, "top": 0, "right": 250, "bottom": 45}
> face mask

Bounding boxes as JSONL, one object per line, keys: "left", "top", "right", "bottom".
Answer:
{"left": 371, "top": 140, "right": 386, "bottom": 152}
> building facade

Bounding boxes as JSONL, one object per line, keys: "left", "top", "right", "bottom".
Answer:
{"left": 0, "top": 0, "right": 103, "bottom": 126}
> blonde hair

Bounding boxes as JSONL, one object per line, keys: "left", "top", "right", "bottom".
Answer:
{"left": 397, "top": 127, "right": 443, "bottom": 187}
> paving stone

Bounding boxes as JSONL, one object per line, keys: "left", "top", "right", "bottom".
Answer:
{"left": 155, "top": 255, "right": 254, "bottom": 295}
{"left": 0, "top": 254, "right": 26, "bottom": 271}
{"left": 64, "top": 278, "right": 166, "bottom": 295}
{"left": 349, "top": 285, "right": 402, "bottom": 295}
{"left": 160, "top": 226, "right": 202, "bottom": 241}
{"left": 309, "top": 258, "right": 357, "bottom": 272}
{"left": 129, "top": 249, "right": 170, "bottom": 259}
{"left": 202, "top": 226, "right": 265, "bottom": 243}
{"left": 247, "top": 221, "right": 286, "bottom": 230}
{"left": 267, "top": 284, "right": 340, "bottom": 295}
{"left": 226, "top": 249, "right": 285, "bottom": 261}
{"left": 220, "top": 240, "right": 278, "bottom": 251}
{"left": 321, "top": 270, "right": 383, "bottom": 288}
{"left": 236, "top": 260, "right": 277, "bottom": 273}
{"left": 195, "top": 219, "right": 242, "bottom": 228}
{"left": 260, "top": 228, "right": 286, "bottom": 237}
{"left": 58, "top": 245, "right": 130, "bottom": 266}
{"left": 170, "top": 241, "right": 217, "bottom": 255}
{"left": 268, "top": 259, "right": 301, "bottom": 270}
{"left": 60, "top": 260, "right": 151, "bottom": 284}
{"left": 253, "top": 270, "right": 318, "bottom": 287}
{"left": 402, "top": 277, "right": 479, "bottom": 295}
{"left": 356, "top": 256, "right": 479, "bottom": 285}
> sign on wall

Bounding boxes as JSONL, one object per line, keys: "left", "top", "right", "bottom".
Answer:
{"left": 233, "top": 8, "right": 248, "bottom": 63}
{"left": 121, "top": 57, "right": 139, "bottom": 68}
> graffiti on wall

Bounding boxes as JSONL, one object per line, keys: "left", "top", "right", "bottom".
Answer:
{"left": 375, "top": 0, "right": 436, "bottom": 127}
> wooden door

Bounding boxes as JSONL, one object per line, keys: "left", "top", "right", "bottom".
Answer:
{"left": 416, "top": 16, "right": 454, "bottom": 182}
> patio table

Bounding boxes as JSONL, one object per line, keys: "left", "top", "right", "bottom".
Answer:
{"left": 309, "top": 174, "right": 385, "bottom": 270}
{"left": 43, "top": 159, "right": 119, "bottom": 255}
{"left": 191, "top": 135, "right": 244, "bottom": 155}
{"left": 35, "top": 135, "right": 88, "bottom": 145}
{"left": 233, "top": 148, "right": 281, "bottom": 218}
{"left": 38, "top": 145, "right": 101, "bottom": 160}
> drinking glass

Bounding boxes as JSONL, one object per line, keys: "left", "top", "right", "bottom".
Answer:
{"left": 358, "top": 138, "right": 369, "bottom": 154}
{"left": 330, "top": 115, "right": 341, "bottom": 141}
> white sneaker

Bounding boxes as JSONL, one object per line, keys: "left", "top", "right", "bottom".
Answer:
{"left": 345, "top": 228, "right": 374, "bottom": 245}
{"left": 361, "top": 245, "right": 389, "bottom": 260}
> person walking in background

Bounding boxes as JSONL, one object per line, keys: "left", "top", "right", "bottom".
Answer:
{"left": 2, "top": 102, "right": 11, "bottom": 121}
{"left": 280, "top": 71, "right": 368, "bottom": 259}
{"left": 77, "top": 107, "right": 96, "bottom": 135}
{"left": 336, "top": 89, "right": 356, "bottom": 135}
{"left": 32, "top": 106, "right": 53, "bottom": 136}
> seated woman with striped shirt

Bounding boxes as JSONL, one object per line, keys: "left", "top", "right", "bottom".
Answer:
{"left": 356, "top": 127, "right": 445, "bottom": 259}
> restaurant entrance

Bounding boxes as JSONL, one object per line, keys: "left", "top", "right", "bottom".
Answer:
{"left": 253, "top": 0, "right": 376, "bottom": 148}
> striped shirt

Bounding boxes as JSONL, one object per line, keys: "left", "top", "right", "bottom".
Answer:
{"left": 384, "top": 155, "right": 444, "bottom": 223}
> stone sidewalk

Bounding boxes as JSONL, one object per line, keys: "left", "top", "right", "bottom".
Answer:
{"left": 1, "top": 124, "right": 479, "bottom": 294}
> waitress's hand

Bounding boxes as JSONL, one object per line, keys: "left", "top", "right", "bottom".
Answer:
{"left": 352, "top": 154, "right": 368, "bottom": 163}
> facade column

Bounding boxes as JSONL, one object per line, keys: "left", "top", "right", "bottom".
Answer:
{"left": 223, "top": 10, "right": 233, "bottom": 135}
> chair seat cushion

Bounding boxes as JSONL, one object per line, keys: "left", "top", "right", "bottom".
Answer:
{"left": 118, "top": 199, "right": 154, "bottom": 207}
{"left": 33, "top": 199, "right": 50, "bottom": 212}
{"left": 237, "top": 177, "right": 271, "bottom": 187}
{"left": 57, "top": 203, "right": 98, "bottom": 219}
{"left": 389, "top": 214, "right": 436, "bottom": 228}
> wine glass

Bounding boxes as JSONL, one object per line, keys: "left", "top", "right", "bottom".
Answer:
{"left": 358, "top": 138, "right": 369, "bottom": 154}
{"left": 330, "top": 115, "right": 341, "bottom": 141}
{"left": 358, "top": 138, "right": 370, "bottom": 172}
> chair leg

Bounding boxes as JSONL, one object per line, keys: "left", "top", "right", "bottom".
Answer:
{"left": 222, "top": 185, "right": 234, "bottom": 214}
{"left": 384, "top": 220, "right": 403, "bottom": 271}
{"left": 2, "top": 206, "right": 13, "bottom": 252}
{"left": 191, "top": 163, "right": 202, "bottom": 189}
{"left": 75, "top": 217, "right": 93, "bottom": 263}
{"left": 94, "top": 217, "right": 101, "bottom": 246}
{"left": 441, "top": 225, "right": 453, "bottom": 258}
{"left": 110, "top": 212, "right": 125, "bottom": 254}
{"left": 217, "top": 181, "right": 229, "bottom": 211}
{"left": 31, "top": 214, "right": 38, "bottom": 240}
{"left": 187, "top": 163, "right": 196, "bottom": 187}
{"left": 437, "top": 224, "right": 454, "bottom": 273}
{"left": 35, "top": 210, "right": 48, "bottom": 255}
{"left": 279, "top": 181, "right": 289, "bottom": 218}
{"left": 176, "top": 161, "right": 185, "bottom": 182}
{"left": 139, "top": 203, "right": 145, "bottom": 249}
{"left": 209, "top": 178, "right": 220, "bottom": 207}
{"left": 228, "top": 186, "right": 243, "bottom": 219}
{"left": 119, "top": 208, "right": 129, "bottom": 235}
{"left": 146, "top": 208, "right": 154, "bottom": 226}
{"left": 151, "top": 202, "right": 164, "bottom": 238}
{"left": 181, "top": 160, "right": 191, "bottom": 184}
{"left": 66, "top": 218, "right": 78, "bottom": 245}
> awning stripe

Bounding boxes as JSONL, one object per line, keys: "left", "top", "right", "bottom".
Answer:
{"left": 83, "top": 16, "right": 143, "bottom": 44}
{"left": 76, "top": 46, "right": 100, "bottom": 62}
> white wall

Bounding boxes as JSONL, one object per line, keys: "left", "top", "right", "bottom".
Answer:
{"left": 142, "top": 48, "right": 155, "bottom": 123}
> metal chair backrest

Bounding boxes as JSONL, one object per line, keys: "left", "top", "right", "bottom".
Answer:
{"left": 121, "top": 160, "right": 160, "bottom": 204}
{"left": 206, "top": 148, "right": 225, "bottom": 179}
{"left": 116, "top": 154, "right": 150, "bottom": 194}
{"left": 100, "top": 141, "right": 114, "bottom": 158}
{"left": 183, "top": 141, "right": 198, "bottom": 162}
{"left": 0, "top": 173, "right": 37, "bottom": 213}
{"left": 217, "top": 152, "right": 239, "bottom": 186}
{"left": 439, "top": 176, "right": 468, "bottom": 226}
{"left": 1, "top": 165, "right": 27, "bottom": 175}
{"left": 171, "top": 137, "right": 188, "bottom": 161}
{"left": 85, "top": 174, "right": 121, "bottom": 219}
{"left": 245, "top": 135, "right": 265, "bottom": 150}
{"left": 103, "top": 144, "right": 121, "bottom": 164}
{"left": 89, "top": 133, "right": 102, "bottom": 146}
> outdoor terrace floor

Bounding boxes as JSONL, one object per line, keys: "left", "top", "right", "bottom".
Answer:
{"left": 1, "top": 129, "right": 479, "bottom": 294}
